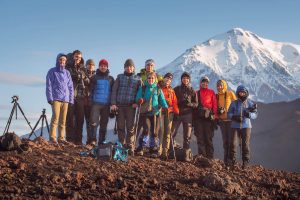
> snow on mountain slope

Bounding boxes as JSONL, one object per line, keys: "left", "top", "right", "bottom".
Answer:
{"left": 158, "top": 28, "right": 300, "bottom": 103}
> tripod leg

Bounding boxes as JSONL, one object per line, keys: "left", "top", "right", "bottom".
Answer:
{"left": 41, "top": 116, "right": 45, "bottom": 137}
{"left": 28, "top": 116, "right": 42, "bottom": 139}
{"left": 17, "top": 103, "right": 33, "bottom": 130}
{"left": 45, "top": 116, "right": 50, "bottom": 134}
{"left": 3, "top": 103, "right": 17, "bottom": 134}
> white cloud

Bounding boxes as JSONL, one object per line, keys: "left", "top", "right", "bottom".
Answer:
{"left": 0, "top": 71, "right": 45, "bottom": 86}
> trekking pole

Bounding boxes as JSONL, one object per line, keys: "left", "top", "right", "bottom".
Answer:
{"left": 168, "top": 111, "right": 176, "bottom": 162}
{"left": 114, "top": 118, "right": 118, "bottom": 135}
{"left": 134, "top": 105, "right": 141, "bottom": 148}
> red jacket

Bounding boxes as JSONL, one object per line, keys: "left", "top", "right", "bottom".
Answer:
{"left": 162, "top": 86, "right": 179, "bottom": 114}
{"left": 196, "top": 88, "right": 218, "bottom": 118}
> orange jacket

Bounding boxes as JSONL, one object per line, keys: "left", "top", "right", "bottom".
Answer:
{"left": 216, "top": 80, "right": 237, "bottom": 120}
{"left": 162, "top": 86, "right": 179, "bottom": 114}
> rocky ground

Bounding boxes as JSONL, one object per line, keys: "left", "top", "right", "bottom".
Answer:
{"left": 0, "top": 137, "right": 299, "bottom": 200}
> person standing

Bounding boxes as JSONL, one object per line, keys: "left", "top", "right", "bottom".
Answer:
{"left": 46, "top": 53, "right": 74, "bottom": 143}
{"left": 110, "top": 59, "right": 142, "bottom": 154}
{"left": 216, "top": 80, "right": 237, "bottom": 165}
{"left": 227, "top": 85, "right": 257, "bottom": 169}
{"left": 84, "top": 59, "right": 96, "bottom": 145}
{"left": 65, "top": 50, "right": 89, "bottom": 145}
{"left": 194, "top": 76, "right": 217, "bottom": 159}
{"left": 90, "top": 59, "right": 114, "bottom": 145}
{"left": 135, "top": 72, "right": 168, "bottom": 157}
{"left": 171, "top": 72, "right": 198, "bottom": 160}
{"left": 159, "top": 73, "right": 179, "bottom": 160}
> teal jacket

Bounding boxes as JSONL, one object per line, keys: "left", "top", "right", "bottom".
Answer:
{"left": 135, "top": 82, "right": 168, "bottom": 115}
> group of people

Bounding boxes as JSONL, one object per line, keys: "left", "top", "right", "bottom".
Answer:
{"left": 46, "top": 50, "right": 257, "bottom": 169}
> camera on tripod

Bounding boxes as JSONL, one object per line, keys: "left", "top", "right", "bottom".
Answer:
{"left": 11, "top": 95, "right": 19, "bottom": 102}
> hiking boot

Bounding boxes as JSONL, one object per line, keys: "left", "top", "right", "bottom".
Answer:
{"left": 58, "top": 139, "right": 70, "bottom": 145}
{"left": 135, "top": 147, "right": 144, "bottom": 156}
{"left": 242, "top": 160, "right": 249, "bottom": 169}
{"left": 149, "top": 147, "right": 159, "bottom": 158}
{"left": 128, "top": 149, "right": 135, "bottom": 156}
{"left": 160, "top": 154, "right": 168, "bottom": 161}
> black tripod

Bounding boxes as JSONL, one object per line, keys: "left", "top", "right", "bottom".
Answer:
{"left": 3, "top": 95, "right": 33, "bottom": 135}
{"left": 28, "top": 109, "right": 50, "bottom": 139}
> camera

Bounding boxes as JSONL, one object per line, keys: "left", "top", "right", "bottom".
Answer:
{"left": 109, "top": 109, "right": 119, "bottom": 118}
{"left": 248, "top": 103, "right": 257, "bottom": 112}
{"left": 218, "top": 107, "right": 226, "bottom": 115}
{"left": 11, "top": 95, "right": 19, "bottom": 102}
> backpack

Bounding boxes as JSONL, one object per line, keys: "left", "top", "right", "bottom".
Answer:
{"left": 0, "top": 132, "right": 22, "bottom": 151}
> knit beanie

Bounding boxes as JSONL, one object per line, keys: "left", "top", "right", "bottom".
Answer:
{"left": 145, "top": 59, "right": 155, "bottom": 66}
{"left": 99, "top": 59, "right": 109, "bottom": 67}
{"left": 164, "top": 72, "right": 173, "bottom": 79}
{"left": 181, "top": 72, "right": 191, "bottom": 80}
{"left": 86, "top": 59, "right": 95, "bottom": 66}
{"left": 200, "top": 76, "right": 210, "bottom": 83}
{"left": 124, "top": 59, "right": 135, "bottom": 68}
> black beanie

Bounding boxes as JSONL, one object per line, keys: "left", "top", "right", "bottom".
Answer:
{"left": 164, "top": 72, "right": 173, "bottom": 79}
{"left": 181, "top": 72, "right": 190, "bottom": 80}
{"left": 124, "top": 59, "right": 135, "bottom": 68}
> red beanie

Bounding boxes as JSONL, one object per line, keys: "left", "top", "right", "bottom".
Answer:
{"left": 99, "top": 59, "right": 109, "bottom": 67}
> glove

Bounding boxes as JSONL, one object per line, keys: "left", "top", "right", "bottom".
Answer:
{"left": 244, "top": 112, "right": 250, "bottom": 118}
{"left": 48, "top": 101, "right": 53, "bottom": 105}
{"left": 138, "top": 98, "right": 144, "bottom": 105}
{"left": 232, "top": 115, "right": 243, "bottom": 123}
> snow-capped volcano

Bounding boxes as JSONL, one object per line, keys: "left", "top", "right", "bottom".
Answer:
{"left": 157, "top": 28, "right": 300, "bottom": 103}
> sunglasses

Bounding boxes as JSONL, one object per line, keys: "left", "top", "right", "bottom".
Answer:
{"left": 147, "top": 77, "right": 155, "bottom": 79}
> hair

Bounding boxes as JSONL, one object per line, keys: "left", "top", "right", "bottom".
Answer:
{"left": 147, "top": 72, "right": 157, "bottom": 79}
{"left": 72, "top": 50, "right": 82, "bottom": 55}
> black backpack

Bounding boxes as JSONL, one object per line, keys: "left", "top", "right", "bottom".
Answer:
{"left": 0, "top": 132, "right": 22, "bottom": 151}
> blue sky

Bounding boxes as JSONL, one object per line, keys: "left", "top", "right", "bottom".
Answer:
{"left": 0, "top": 0, "right": 299, "bottom": 136}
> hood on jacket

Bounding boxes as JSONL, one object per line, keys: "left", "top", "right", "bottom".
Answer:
{"left": 217, "top": 79, "right": 228, "bottom": 94}
{"left": 236, "top": 85, "right": 249, "bottom": 100}
{"left": 56, "top": 53, "right": 67, "bottom": 68}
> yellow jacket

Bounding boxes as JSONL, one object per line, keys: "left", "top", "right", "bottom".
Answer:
{"left": 217, "top": 80, "right": 237, "bottom": 121}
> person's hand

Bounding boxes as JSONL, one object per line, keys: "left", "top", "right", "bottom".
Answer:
{"left": 232, "top": 115, "right": 242, "bottom": 123}
{"left": 132, "top": 103, "right": 138, "bottom": 108}
{"left": 48, "top": 101, "right": 53, "bottom": 105}
{"left": 138, "top": 98, "right": 144, "bottom": 105}
{"left": 111, "top": 105, "right": 118, "bottom": 111}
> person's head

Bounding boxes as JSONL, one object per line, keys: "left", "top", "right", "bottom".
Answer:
{"left": 86, "top": 59, "right": 95, "bottom": 72}
{"left": 216, "top": 80, "right": 228, "bottom": 93}
{"left": 56, "top": 53, "right": 67, "bottom": 67}
{"left": 147, "top": 72, "right": 157, "bottom": 85}
{"left": 73, "top": 50, "right": 82, "bottom": 65}
{"left": 124, "top": 59, "right": 135, "bottom": 74}
{"left": 145, "top": 59, "right": 155, "bottom": 73}
{"left": 181, "top": 72, "right": 190, "bottom": 86}
{"left": 163, "top": 72, "right": 173, "bottom": 87}
{"left": 236, "top": 85, "right": 249, "bottom": 102}
{"left": 98, "top": 59, "right": 109, "bottom": 73}
{"left": 200, "top": 76, "right": 209, "bottom": 89}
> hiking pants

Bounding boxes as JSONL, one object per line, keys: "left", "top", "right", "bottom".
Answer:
{"left": 49, "top": 101, "right": 69, "bottom": 142}
{"left": 219, "top": 120, "right": 232, "bottom": 164}
{"left": 116, "top": 105, "right": 136, "bottom": 150}
{"left": 194, "top": 119, "right": 214, "bottom": 159}
{"left": 138, "top": 114, "right": 160, "bottom": 149}
{"left": 171, "top": 113, "right": 193, "bottom": 149}
{"left": 84, "top": 102, "right": 92, "bottom": 144}
{"left": 66, "top": 103, "right": 75, "bottom": 142}
{"left": 160, "top": 112, "right": 174, "bottom": 156}
{"left": 228, "top": 128, "right": 251, "bottom": 164}
{"left": 90, "top": 104, "right": 110, "bottom": 144}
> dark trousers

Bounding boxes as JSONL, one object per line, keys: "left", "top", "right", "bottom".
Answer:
{"left": 90, "top": 104, "right": 110, "bottom": 144}
{"left": 228, "top": 128, "right": 251, "bottom": 163}
{"left": 219, "top": 120, "right": 232, "bottom": 163}
{"left": 66, "top": 98, "right": 86, "bottom": 144}
{"left": 171, "top": 113, "right": 193, "bottom": 149}
{"left": 194, "top": 119, "right": 214, "bottom": 159}
{"left": 116, "top": 106, "right": 136, "bottom": 150}
{"left": 138, "top": 114, "right": 160, "bottom": 149}
{"left": 84, "top": 103, "right": 92, "bottom": 144}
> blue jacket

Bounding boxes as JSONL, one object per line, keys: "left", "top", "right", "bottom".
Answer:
{"left": 135, "top": 82, "right": 168, "bottom": 116}
{"left": 227, "top": 85, "right": 257, "bottom": 128}
{"left": 90, "top": 69, "right": 114, "bottom": 105}
{"left": 46, "top": 54, "right": 74, "bottom": 104}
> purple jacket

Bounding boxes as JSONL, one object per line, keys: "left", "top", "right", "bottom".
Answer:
{"left": 46, "top": 54, "right": 74, "bottom": 104}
